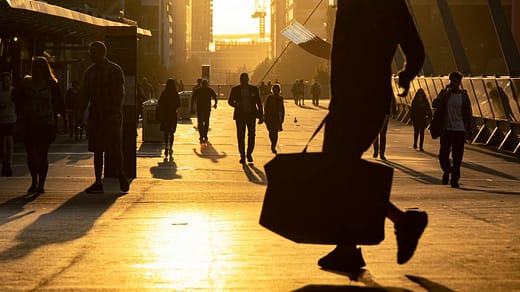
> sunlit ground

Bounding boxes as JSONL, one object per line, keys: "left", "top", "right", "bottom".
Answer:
{"left": 133, "top": 210, "right": 242, "bottom": 290}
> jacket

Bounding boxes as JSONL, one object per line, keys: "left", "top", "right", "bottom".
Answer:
{"left": 228, "top": 84, "right": 263, "bottom": 120}
{"left": 430, "top": 89, "right": 473, "bottom": 138}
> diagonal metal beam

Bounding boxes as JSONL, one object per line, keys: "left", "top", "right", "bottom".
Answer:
{"left": 488, "top": 0, "right": 520, "bottom": 77}
{"left": 436, "top": 0, "right": 471, "bottom": 75}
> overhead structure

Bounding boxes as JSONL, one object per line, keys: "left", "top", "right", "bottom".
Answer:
{"left": 251, "top": 0, "right": 266, "bottom": 39}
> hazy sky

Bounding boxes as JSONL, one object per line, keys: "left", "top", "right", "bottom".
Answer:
{"left": 213, "top": 0, "right": 269, "bottom": 36}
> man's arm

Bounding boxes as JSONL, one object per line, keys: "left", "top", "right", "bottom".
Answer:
{"left": 211, "top": 89, "right": 218, "bottom": 108}
{"left": 253, "top": 86, "right": 264, "bottom": 122}
{"left": 396, "top": 0, "right": 425, "bottom": 97}
{"left": 228, "top": 87, "right": 237, "bottom": 107}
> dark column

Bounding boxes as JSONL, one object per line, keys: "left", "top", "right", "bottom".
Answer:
{"left": 105, "top": 26, "right": 138, "bottom": 178}
{"left": 488, "top": 0, "right": 520, "bottom": 76}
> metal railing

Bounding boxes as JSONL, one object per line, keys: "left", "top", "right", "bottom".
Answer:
{"left": 392, "top": 76, "right": 520, "bottom": 155}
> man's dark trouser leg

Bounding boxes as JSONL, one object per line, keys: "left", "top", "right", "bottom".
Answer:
{"left": 450, "top": 131, "right": 466, "bottom": 184}
{"left": 94, "top": 152, "right": 103, "bottom": 182}
{"left": 439, "top": 132, "right": 453, "bottom": 175}
{"left": 246, "top": 117, "right": 256, "bottom": 155}
{"left": 235, "top": 119, "right": 246, "bottom": 157}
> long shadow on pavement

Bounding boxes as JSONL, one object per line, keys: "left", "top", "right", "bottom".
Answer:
{"left": 380, "top": 159, "right": 440, "bottom": 185}
{"left": 295, "top": 269, "right": 413, "bottom": 291}
{"left": 0, "top": 193, "right": 39, "bottom": 226}
{"left": 242, "top": 164, "right": 267, "bottom": 185}
{"left": 150, "top": 157, "right": 181, "bottom": 180}
{"left": 421, "top": 151, "right": 518, "bottom": 180}
{"left": 192, "top": 142, "right": 227, "bottom": 163}
{"left": 0, "top": 191, "right": 123, "bottom": 261}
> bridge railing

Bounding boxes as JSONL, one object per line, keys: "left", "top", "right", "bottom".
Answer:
{"left": 392, "top": 76, "right": 520, "bottom": 155}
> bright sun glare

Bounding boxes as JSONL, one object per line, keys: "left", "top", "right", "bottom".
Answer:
{"left": 213, "top": 0, "right": 269, "bottom": 36}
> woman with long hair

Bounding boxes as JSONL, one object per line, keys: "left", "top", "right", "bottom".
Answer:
{"left": 15, "top": 56, "right": 64, "bottom": 194}
{"left": 155, "top": 78, "right": 180, "bottom": 158}
{"left": 410, "top": 88, "right": 432, "bottom": 151}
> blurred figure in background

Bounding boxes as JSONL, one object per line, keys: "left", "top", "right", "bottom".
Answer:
{"left": 410, "top": 88, "right": 432, "bottom": 151}
{"left": 264, "top": 84, "right": 285, "bottom": 154}
{"left": 156, "top": 79, "right": 180, "bottom": 158}
{"left": 15, "top": 57, "right": 64, "bottom": 194}
{"left": 0, "top": 72, "right": 16, "bottom": 176}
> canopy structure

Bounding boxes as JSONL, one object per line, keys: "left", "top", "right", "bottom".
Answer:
{"left": 0, "top": 0, "right": 151, "bottom": 40}
{"left": 281, "top": 20, "right": 331, "bottom": 60}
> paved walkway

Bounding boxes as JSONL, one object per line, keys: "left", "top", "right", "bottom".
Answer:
{"left": 0, "top": 100, "right": 519, "bottom": 291}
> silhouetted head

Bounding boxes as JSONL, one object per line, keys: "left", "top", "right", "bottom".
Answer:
{"left": 448, "top": 71, "right": 463, "bottom": 90}
{"left": 202, "top": 79, "right": 209, "bottom": 87}
{"left": 165, "top": 78, "right": 177, "bottom": 93}
{"left": 240, "top": 73, "right": 249, "bottom": 86}
{"left": 197, "top": 78, "right": 202, "bottom": 84}
{"left": 271, "top": 84, "right": 281, "bottom": 95}
{"left": 31, "top": 56, "right": 57, "bottom": 83}
{"left": 89, "top": 41, "right": 107, "bottom": 64}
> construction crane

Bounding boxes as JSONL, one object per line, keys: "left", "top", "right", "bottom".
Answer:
{"left": 251, "top": 0, "right": 266, "bottom": 39}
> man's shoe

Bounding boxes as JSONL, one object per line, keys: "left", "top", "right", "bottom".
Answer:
{"left": 239, "top": 157, "right": 245, "bottom": 164}
{"left": 85, "top": 182, "right": 104, "bottom": 194}
{"left": 451, "top": 181, "right": 459, "bottom": 188}
{"left": 318, "top": 247, "right": 366, "bottom": 273}
{"left": 246, "top": 154, "right": 253, "bottom": 163}
{"left": 119, "top": 176, "right": 129, "bottom": 193}
{"left": 380, "top": 154, "right": 386, "bottom": 160}
{"left": 27, "top": 184, "right": 37, "bottom": 194}
{"left": 442, "top": 172, "right": 450, "bottom": 185}
{"left": 35, "top": 187, "right": 45, "bottom": 195}
{"left": 413, "top": 144, "right": 417, "bottom": 149}
{"left": 372, "top": 152, "right": 378, "bottom": 158}
{"left": 395, "top": 210, "right": 428, "bottom": 264}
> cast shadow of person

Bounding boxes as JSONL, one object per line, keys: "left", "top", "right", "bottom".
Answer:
{"left": 380, "top": 159, "right": 440, "bottom": 184}
{"left": 242, "top": 163, "right": 267, "bottom": 185}
{"left": 192, "top": 142, "right": 227, "bottom": 163}
{"left": 0, "top": 193, "right": 39, "bottom": 227}
{"left": 421, "top": 150, "right": 518, "bottom": 180}
{"left": 149, "top": 156, "right": 181, "bottom": 180}
{"left": 0, "top": 191, "right": 123, "bottom": 261}
{"left": 295, "top": 269, "right": 413, "bottom": 291}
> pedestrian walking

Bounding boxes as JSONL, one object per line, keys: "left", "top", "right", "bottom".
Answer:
{"left": 228, "top": 72, "right": 263, "bottom": 164}
{"left": 297, "top": 80, "right": 305, "bottom": 106}
{"left": 291, "top": 80, "right": 299, "bottom": 105}
{"left": 410, "top": 88, "right": 432, "bottom": 151}
{"left": 65, "top": 80, "right": 80, "bottom": 139}
{"left": 156, "top": 78, "right": 180, "bottom": 158}
{"left": 14, "top": 57, "right": 64, "bottom": 194}
{"left": 311, "top": 80, "right": 321, "bottom": 106}
{"left": 264, "top": 84, "right": 285, "bottom": 154}
{"left": 0, "top": 72, "right": 16, "bottom": 177}
{"left": 318, "top": 0, "right": 428, "bottom": 272}
{"left": 191, "top": 79, "right": 217, "bottom": 143}
{"left": 372, "top": 114, "right": 390, "bottom": 160}
{"left": 431, "top": 71, "right": 473, "bottom": 188}
{"left": 79, "top": 41, "right": 129, "bottom": 194}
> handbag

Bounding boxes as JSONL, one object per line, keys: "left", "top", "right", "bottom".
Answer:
{"left": 259, "top": 115, "right": 393, "bottom": 245}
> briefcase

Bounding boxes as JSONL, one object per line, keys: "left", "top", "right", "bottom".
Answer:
{"left": 259, "top": 117, "right": 393, "bottom": 245}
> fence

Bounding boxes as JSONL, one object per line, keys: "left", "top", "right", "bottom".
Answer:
{"left": 391, "top": 76, "right": 520, "bottom": 155}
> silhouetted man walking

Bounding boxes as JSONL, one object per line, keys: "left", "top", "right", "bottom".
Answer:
{"left": 191, "top": 79, "right": 218, "bottom": 143}
{"left": 228, "top": 73, "right": 263, "bottom": 164}
{"left": 432, "top": 71, "right": 473, "bottom": 188}
{"left": 79, "top": 41, "right": 129, "bottom": 194}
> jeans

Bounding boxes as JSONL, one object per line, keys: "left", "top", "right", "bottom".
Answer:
{"left": 439, "top": 130, "right": 466, "bottom": 184}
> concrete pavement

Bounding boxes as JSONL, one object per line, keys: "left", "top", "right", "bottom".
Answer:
{"left": 0, "top": 99, "right": 519, "bottom": 291}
